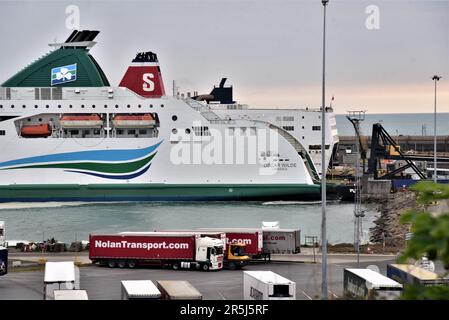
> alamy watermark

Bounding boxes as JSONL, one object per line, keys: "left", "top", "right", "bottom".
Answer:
{"left": 365, "top": 5, "right": 380, "bottom": 30}
{"left": 169, "top": 122, "right": 289, "bottom": 176}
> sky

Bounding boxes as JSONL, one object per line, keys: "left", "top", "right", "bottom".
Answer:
{"left": 0, "top": 0, "right": 448, "bottom": 114}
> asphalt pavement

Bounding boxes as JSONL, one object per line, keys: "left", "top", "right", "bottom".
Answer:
{"left": 0, "top": 254, "right": 397, "bottom": 300}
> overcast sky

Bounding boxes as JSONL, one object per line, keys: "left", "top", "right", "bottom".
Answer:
{"left": 0, "top": 0, "right": 447, "bottom": 114}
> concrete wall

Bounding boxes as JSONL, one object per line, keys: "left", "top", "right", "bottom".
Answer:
{"left": 362, "top": 178, "right": 391, "bottom": 200}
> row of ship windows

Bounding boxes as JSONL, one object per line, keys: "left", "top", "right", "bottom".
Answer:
{"left": 0, "top": 104, "right": 165, "bottom": 109}
{"left": 282, "top": 126, "right": 321, "bottom": 131}
{"left": 276, "top": 116, "right": 321, "bottom": 121}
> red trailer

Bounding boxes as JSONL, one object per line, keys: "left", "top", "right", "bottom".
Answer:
{"left": 89, "top": 232, "right": 224, "bottom": 271}
{"left": 198, "top": 228, "right": 264, "bottom": 257}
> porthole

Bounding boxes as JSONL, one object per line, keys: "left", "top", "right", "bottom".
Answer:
{"left": 81, "top": 104, "right": 85, "bottom": 108}
{"left": 0, "top": 105, "right": 3, "bottom": 109}
{"left": 45, "top": 105, "right": 49, "bottom": 108}
{"left": 58, "top": 105, "right": 61, "bottom": 108}
{"left": 69, "top": 105, "right": 73, "bottom": 108}
{"left": 115, "top": 105, "right": 119, "bottom": 108}
{"left": 172, "top": 115, "right": 178, "bottom": 121}
{"left": 172, "top": 128, "right": 178, "bottom": 134}
{"left": 138, "top": 104, "right": 142, "bottom": 108}
{"left": 10, "top": 105, "right": 14, "bottom": 109}
{"left": 149, "top": 104, "right": 153, "bottom": 108}
{"left": 104, "top": 105, "right": 108, "bottom": 108}
{"left": 38, "top": 118, "right": 42, "bottom": 122}
{"left": 185, "top": 128, "right": 191, "bottom": 134}
{"left": 161, "top": 104, "right": 164, "bottom": 108}
{"left": 27, "top": 118, "right": 31, "bottom": 122}
{"left": 92, "top": 105, "right": 96, "bottom": 109}
{"left": 127, "top": 104, "right": 131, "bottom": 108}
{"left": 22, "top": 105, "right": 26, "bottom": 109}
{"left": 34, "top": 105, "right": 38, "bottom": 108}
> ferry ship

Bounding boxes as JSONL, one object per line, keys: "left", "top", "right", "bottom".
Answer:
{"left": 0, "top": 30, "right": 338, "bottom": 202}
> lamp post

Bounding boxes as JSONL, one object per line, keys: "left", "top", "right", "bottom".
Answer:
{"left": 432, "top": 75, "right": 441, "bottom": 183}
{"left": 320, "top": 0, "right": 329, "bottom": 300}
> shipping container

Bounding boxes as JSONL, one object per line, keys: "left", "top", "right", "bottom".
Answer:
{"left": 343, "top": 268, "right": 402, "bottom": 300}
{"left": 54, "top": 290, "right": 89, "bottom": 300}
{"left": 243, "top": 271, "right": 296, "bottom": 300}
{"left": 44, "top": 261, "right": 79, "bottom": 300}
{"left": 121, "top": 280, "right": 161, "bottom": 300}
{"left": 157, "top": 280, "right": 202, "bottom": 300}
{"left": 387, "top": 264, "right": 449, "bottom": 286}
{"left": 198, "top": 228, "right": 263, "bottom": 256}
{"left": 262, "top": 229, "right": 301, "bottom": 254}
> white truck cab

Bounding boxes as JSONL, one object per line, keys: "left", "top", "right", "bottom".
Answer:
{"left": 195, "top": 237, "right": 224, "bottom": 271}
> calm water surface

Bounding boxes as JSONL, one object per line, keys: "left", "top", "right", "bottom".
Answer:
{"left": 0, "top": 201, "right": 378, "bottom": 245}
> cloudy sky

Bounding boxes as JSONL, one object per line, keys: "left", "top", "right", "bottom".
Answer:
{"left": 0, "top": 0, "right": 447, "bottom": 114}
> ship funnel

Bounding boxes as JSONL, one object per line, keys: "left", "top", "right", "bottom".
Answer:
{"left": 119, "top": 51, "right": 165, "bottom": 98}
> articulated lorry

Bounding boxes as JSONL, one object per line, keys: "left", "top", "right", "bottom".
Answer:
{"left": 89, "top": 232, "right": 224, "bottom": 271}
{"left": 160, "top": 229, "right": 251, "bottom": 269}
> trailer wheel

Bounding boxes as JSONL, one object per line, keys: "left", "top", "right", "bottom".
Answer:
{"left": 202, "top": 263, "right": 210, "bottom": 271}
{"left": 172, "top": 263, "right": 180, "bottom": 270}
{"left": 127, "top": 260, "right": 136, "bottom": 269}
{"left": 117, "top": 260, "right": 126, "bottom": 268}
{"left": 107, "top": 260, "right": 116, "bottom": 268}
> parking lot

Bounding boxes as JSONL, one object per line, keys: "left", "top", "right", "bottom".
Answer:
{"left": 0, "top": 256, "right": 397, "bottom": 300}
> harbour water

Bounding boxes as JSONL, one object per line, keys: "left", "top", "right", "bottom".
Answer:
{"left": 336, "top": 112, "right": 449, "bottom": 136}
{"left": 0, "top": 201, "right": 377, "bottom": 245}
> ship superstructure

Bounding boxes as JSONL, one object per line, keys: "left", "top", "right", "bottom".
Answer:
{"left": 0, "top": 30, "right": 338, "bottom": 202}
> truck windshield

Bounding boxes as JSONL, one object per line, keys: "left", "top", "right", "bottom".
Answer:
{"left": 231, "top": 245, "right": 246, "bottom": 257}
{"left": 213, "top": 246, "right": 223, "bottom": 255}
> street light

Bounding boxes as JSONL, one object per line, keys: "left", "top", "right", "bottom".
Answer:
{"left": 320, "top": 0, "right": 329, "bottom": 300}
{"left": 432, "top": 75, "right": 441, "bottom": 183}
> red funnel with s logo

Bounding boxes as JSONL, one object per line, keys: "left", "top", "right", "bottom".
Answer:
{"left": 119, "top": 52, "right": 165, "bottom": 98}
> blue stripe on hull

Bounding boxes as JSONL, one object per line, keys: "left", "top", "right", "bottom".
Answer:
{"left": 0, "top": 141, "right": 163, "bottom": 168}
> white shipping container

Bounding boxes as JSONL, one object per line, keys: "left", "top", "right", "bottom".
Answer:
{"left": 121, "top": 280, "right": 161, "bottom": 300}
{"left": 243, "top": 271, "right": 296, "bottom": 300}
{"left": 54, "top": 290, "right": 88, "bottom": 300}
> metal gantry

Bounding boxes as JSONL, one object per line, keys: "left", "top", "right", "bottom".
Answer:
{"left": 346, "top": 111, "right": 366, "bottom": 267}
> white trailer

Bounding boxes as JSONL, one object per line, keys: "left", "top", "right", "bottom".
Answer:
{"left": 243, "top": 271, "right": 296, "bottom": 300}
{"left": 344, "top": 268, "right": 402, "bottom": 300}
{"left": 121, "top": 280, "right": 161, "bottom": 300}
{"left": 54, "top": 290, "right": 89, "bottom": 300}
{"left": 44, "top": 261, "right": 79, "bottom": 300}
{"left": 157, "top": 280, "right": 203, "bottom": 300}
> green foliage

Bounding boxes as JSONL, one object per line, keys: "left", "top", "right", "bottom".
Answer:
{"left": 399, "top": 182, "right": 449, "bottom": 270}
{"left": 401, "top": 284, "right": 449, "bottom": 300}
{"left": 398, "top": 181, "right": 449, "bottom": 300}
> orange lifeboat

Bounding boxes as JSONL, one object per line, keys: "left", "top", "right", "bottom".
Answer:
{"left": 21, "top": 124, "right": 51, "bottom": 138}
{"left": 113, "top": 114, "right": 156, "bottom": 128}
{"left": 60, "top": 114, "right": 103, "bottom": 128}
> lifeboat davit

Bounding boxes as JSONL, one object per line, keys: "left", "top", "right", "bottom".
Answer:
{"left": 60, "top": 114, "right": 103, "bottom": 129}
{"left": 112, "top": 114, "right": 156, "bottom": 128}
{"left": 21, "top": 124, "right": 51, "bottom": 138}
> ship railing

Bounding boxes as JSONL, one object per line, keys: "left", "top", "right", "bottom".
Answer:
{"left": 183, "top": 98, "right": 237, "bottom": 124}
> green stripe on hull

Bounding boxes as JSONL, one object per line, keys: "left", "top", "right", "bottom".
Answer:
{"left": 2, "top": 153, "right": 156, "bottom": 173}
{"left": 0, "top": 183, "right": 320, "bottom": 202}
